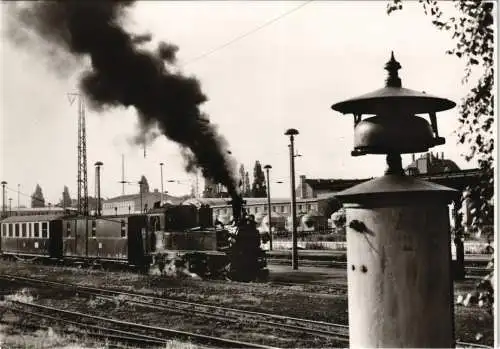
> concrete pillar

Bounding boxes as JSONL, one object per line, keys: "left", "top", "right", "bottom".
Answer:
{"left": 336, "top": 175, "right": 457, "bottom": 348}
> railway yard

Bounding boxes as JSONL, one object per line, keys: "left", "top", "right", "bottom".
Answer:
{"left": 0, "top": 254, "right": 493, "bottom": 349}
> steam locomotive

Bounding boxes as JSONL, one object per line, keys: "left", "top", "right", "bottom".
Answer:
{"left": 0, "top": 200, "right": 268, "bottom": 281}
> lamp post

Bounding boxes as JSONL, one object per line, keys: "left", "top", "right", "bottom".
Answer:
{"left": 8, "top": 198, "right": 12, "bottom": 216}
{"left": 264, "top": 164, "right": 273, "bottom": 251}
{"left": 1, "top": 181, "right": 6, "bottom": 218}
{"left": 160, "top": 162, "right": 165, "bottom": 205}
{"left": 285, "top": 128, "right": 299, "bottom": 270}
{"left": 94, "top": 161, "right": 103, "bottom": 216}
{"left": 331, "top": 52, "right": 457, "bottom": 348}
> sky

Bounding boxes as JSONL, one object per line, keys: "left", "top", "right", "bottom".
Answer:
{"left": 0, "top": 1, "right": 489, "bottom": 207}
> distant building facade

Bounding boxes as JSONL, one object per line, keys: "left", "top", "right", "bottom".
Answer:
{"left": 102, "top": 189, "right": 184, "bottom": 216}
{"left": 405, "top": 151, "right": 460, "bottom": 175}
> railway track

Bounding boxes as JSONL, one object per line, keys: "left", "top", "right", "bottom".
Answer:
{"left": 2, "top": 301, "right": 276, "bottom": 349}
{"left": 268, "top": 259, "right": 492, "bottom": 277}
{"left": 0, "top": 274, "right": 349, "bottom": 345}
{"left": 0, "top": 274, "right": 492, "bottom": 348}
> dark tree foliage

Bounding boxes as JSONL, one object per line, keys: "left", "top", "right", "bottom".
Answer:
{"left": 251, "top": 161, "right": 267, "bottom": 198}
{"left": 139, "top": 175, "right": 150, "bottom": 194}
{"left": 239, "top": 164, "right": 250, "bottom": 196}
{"left": 324, "top": 197, "right": 343, "bottom": 218}
{"left": 244, "top": 171, "right": 251, "bottom": 196}
{"left": 60, "top": 185, "right": 72, "bottom": 208}
{"left": 31, "top": 184, "right": 45, "bottom": 208}
{"left": 387, "top": 0, "right": 494, "bottom": 229}
{"left": 387, "top": 0, "right": 495, "bottom": 321}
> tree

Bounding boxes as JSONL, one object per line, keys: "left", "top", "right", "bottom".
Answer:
{"left": 387, "top": 0, "right": 495, "bottom": 331}
{"left": 139, "top": 175, "right": 150, "bottom": 194}
{"left": 251, "top": 161, "right": 267, "bottom": 198}
{"left": 244, "top": 171, "right": 251, "bottom": 196}
{"left": 31, "top": 184, "right": 45, "bottom": 207}
{"left": 387, "top": 0, "right": 494, "bottom": 233}
{"left": 239, "top": 164, "right": 246, "bottom": 194}
{"left": 60, "top": 186, "right": 72, "bottom": 208}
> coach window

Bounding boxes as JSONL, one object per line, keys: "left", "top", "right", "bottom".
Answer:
{"left": 1, "top": 224, "right": 5, "bottom": 237}
{"left": 15, "top": 224, "right": 20, "bottom": 237}
{"left": 66, "top": 222, "right": 71, "bottom": 237}
{"left": 41, "top": 222, "right": 48, "bottom": 238}
{"left": 306, "top": 204, "right": 311, "bottom": 211}
{"left": 280, "top": 206, "right": 285, "bottom": 213}
{"left": 34, "top": 223, "right": 40, "bottom": 238}
{"left": 22, "top": 223, "right": 27, "bottom": 237}
{"left": 272, "top": 206, "right": 276, "bottom": 213}
{"left": 91, "top": 220, "right": 96, "bottom": 238}
{"left": 28, "top": 223, "right": 32, "bottom": 238}
{"left": 121, "top": 220, "right": 126, "bottom": 238}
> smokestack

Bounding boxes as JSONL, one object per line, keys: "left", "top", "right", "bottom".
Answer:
{"left": 6, "top": 1, "right": 239, "bottom": 202}
{"left": 300, "top": 175, "right": 306, "bottom": 199}
{"left": 228, "top": 197, "right": 246, "bottom": 224}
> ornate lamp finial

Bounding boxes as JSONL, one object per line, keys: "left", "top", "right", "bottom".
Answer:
{"left": 384, "top": 51, "right": 402, "bottom": 88}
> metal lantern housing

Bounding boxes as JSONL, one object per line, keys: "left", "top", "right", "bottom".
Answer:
{"left": 331, "top": 52, "right": 456, "bottom": 157}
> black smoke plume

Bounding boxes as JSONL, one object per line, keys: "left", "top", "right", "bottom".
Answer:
{"left": 4, "top": 1, "right": 240, "bottom": 200}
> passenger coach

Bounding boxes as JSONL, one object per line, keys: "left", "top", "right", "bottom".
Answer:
{"left": 0, "top": 214, "right": 64, "bottom": 258}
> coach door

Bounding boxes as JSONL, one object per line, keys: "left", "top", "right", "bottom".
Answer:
{"left": 63, "top": 219, "right": 77, "bottom": 256}
{"left": 76, "top": 218, "right": 89, "bottom": 257}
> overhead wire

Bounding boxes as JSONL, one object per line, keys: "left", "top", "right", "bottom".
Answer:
{"left": 5, "top": 186, "right": 46, "bottom": 205}
{"left": 181, "top": 0, "right": 314, "bottom": 67}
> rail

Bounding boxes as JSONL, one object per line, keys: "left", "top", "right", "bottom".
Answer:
{"left": 0, "top": 274, "right": 491, "bottom": 348}
{"left": 3, "top": 300, "right": 278, "bottom": 349}
{"left": 1, "top": 274, "right": 349, "bottom": 345}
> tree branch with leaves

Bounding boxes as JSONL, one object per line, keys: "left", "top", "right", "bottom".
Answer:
{"left": 387, "top": 0, "right": 495, "bottom": 333}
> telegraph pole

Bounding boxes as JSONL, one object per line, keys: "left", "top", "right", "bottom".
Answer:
{"left": 264, "top": 164, "right": 273, "bottom": 251}
{"left": 121, "top": 154, "right": 125, "bottom": 195}
{"left": 160, "top": 162, "right": 164, "bottom": 205}
{"left": 1, "top": 181, "right": 6, "bottom": 218}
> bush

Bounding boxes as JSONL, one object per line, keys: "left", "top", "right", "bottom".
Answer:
{"left": 304, "top": 242, "right": 328, "bottom": 250}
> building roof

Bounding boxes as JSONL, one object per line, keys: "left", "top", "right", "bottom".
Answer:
{"left": 305, "top": 178, "right": 371, "bottom": 192}
{"left": 304, "top": 168, "right": 482, "bottom": 194}
{"left": 8, "top": 207, "right": 65, "bottom": 212}
{"left": 184, "top": 196, "right": 325, "bottom": 207}
{"left": 104, "top": 192, "right": 185, "bottom": 205}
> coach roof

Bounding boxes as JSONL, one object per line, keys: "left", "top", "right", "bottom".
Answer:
{"left": 0, "top": 214, "right": 65, "bottom": 223}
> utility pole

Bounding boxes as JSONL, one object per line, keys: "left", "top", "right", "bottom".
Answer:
{"left": 95, "top": 161, "right": 103, "bottom": 216}
{"left": 68, "top": 92, "right": 88, "bottom": 216}
{"left": 8, "top": 198, "right": 12, "bottom": 216}
{"left": 121, "top": 154, "right": 125, "bottom": 195}
{"left": 264, "top": 165, "right": 273, "bottom": 251}
{"left": 160, "top": 162, "right": 164, "bottom": 205}
{"left": 1, "top": 181, "right": 6, "bottom": 218}
{"left": 285, "top": 128, "right": 299, "bottom": 270}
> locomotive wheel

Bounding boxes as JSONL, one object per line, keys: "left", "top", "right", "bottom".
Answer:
{"left": 186, "top": 253, "right": 209, "bottom": 278}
